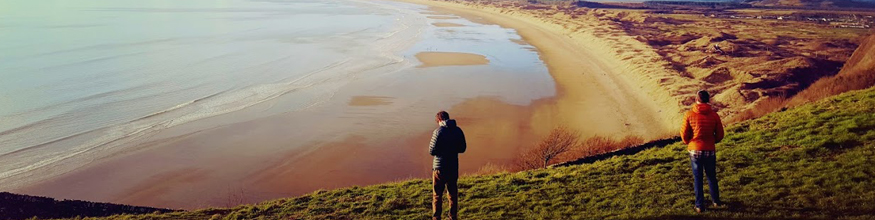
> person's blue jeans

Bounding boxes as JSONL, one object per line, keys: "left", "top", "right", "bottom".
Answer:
{"left": 690, "top": 151, "right": 720, "bottom": 208}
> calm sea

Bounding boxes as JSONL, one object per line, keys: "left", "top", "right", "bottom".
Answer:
{"left": 0, "top": 0, "right": 554, "bottom": 193}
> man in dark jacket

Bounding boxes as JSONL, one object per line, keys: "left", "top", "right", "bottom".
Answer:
{"left": 429, "top": 111, "right": 466, "bottom": 220}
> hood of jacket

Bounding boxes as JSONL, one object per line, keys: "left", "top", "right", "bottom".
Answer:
{"left": 440, "top": 119, "right": 457, "bottom": 128}
{"left": 692, "top": 103, "right": 713, "bottom": 115}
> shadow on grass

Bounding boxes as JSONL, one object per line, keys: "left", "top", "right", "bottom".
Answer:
{"left": 625, "top": 201, "right": 873, "bottom": 220}
{"left": 627, "top": 216, "right": 830, "bottom": 220}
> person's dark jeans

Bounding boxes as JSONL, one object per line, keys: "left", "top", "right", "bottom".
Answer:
{"left": 690, "top": 151, "right": 720, "bottom": 209}
{"left": 433, "top": 169, "right": 459, "bottom": 219}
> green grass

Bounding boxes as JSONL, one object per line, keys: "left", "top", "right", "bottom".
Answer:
{"left": 72, "top": 87, "right": 875, "bottom": 220}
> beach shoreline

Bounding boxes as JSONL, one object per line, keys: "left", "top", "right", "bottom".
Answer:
{"left": 398, "top": 0, "right": 682, "bottom": 138}
{"left": 14, "top": 0, "right": 683, "bottom": 210}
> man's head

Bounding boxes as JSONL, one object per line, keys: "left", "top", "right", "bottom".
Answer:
{"left": 435, "top": 111, "right": 449, "bottom": 124}
{"left": 696, "top": 90, "right": 710, "bottom": 103}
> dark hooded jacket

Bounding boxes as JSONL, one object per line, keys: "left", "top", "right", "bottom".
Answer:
{"left": 429, "top": 119, "right": 467, "bottom": 171}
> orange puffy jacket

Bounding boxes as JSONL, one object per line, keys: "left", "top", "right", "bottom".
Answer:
{"left": 681, "top": 103, "right": 725, "bottom": 151}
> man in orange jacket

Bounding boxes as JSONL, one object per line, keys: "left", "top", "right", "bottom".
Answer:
{"left": 681, "top": 90, "right": 725, "bottom": 213}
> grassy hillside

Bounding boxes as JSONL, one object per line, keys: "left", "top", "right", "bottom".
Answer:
{"left": 68, "top": 87, "right": 875, "bottom": 220}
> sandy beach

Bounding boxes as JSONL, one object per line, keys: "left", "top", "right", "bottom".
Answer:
{"left": 14, "top": 0, "right": 682, "bottom": 209}
{"left": 403, "top": 0, "right": 681, "bottom": 138}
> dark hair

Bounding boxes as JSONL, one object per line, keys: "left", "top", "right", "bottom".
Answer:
{"left": 697, "top": 90, "right": 710, "bottom": 103}
{"left": 436, "top": 111, "right": 450, "bottom": 121}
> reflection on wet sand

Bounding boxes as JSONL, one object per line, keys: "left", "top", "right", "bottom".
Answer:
{"left": 415, "top": 52, "right": 489, "bottom": 68}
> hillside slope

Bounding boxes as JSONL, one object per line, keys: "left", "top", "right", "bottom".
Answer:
{"left": 0, "top": 192, "right": 173, "bottom": 220}
{"left": 68, "top": 87, "right": 875, "bottom": 219}
{"left": 840, "top": 34, "right": 875, "bottom": 79}
{"left": 789, "top": 33, "right": 875, "bottom": 106}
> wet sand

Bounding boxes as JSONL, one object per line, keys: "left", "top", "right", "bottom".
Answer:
{"left": 17, "top": 0, "right": 680, "bottom": 210}
{"left": 510, "top": 38, "right": 528, "bottom": 45}
{"left": 19, "top": 95, "right": 546, "bottom": 209}
{"left": 432, "top": 22, "right": 465, "bottom": 27}
{"left": 427, "top": 15, "right": 458, "bottom": 19}
{"left": 415, "top": 52, "right": 489, "bottom": 68}
{"left": 348, "top": 96, "right": 394, "bottom": 106}
{"left": 421, "top": 11, "right": 451, "bottom": 15}
{"left": 247, "top": 96, "right": 546, "bottom": 195}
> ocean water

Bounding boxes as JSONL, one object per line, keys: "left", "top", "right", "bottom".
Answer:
{"left": 0, "top": 0, "right": 554, "bottom": 194}
{"left": 0, "top": 0, "right": 423, "bottom": 184}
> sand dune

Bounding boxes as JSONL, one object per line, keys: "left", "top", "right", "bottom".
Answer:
{"left": 606, "top": 10, "right": 865, "bottom": 120}
{"left": 788, "top": 33, "right": 875, "bottom": 106}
